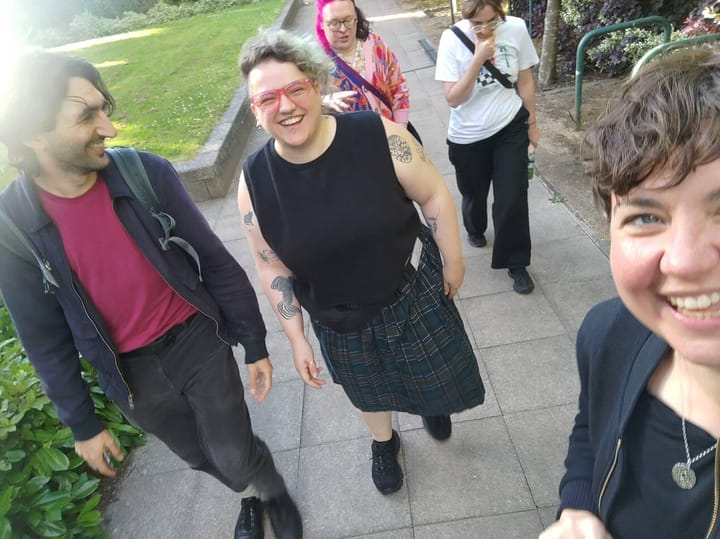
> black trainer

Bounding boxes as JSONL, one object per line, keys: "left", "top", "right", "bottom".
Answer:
{"left": 265, "top": 491, "right": 303, "bottom": 539}
{"left": 234, "top": 496, "right": 264, "bottom": 539}
{"left": 467, "top": 233, "right": 487, "bottom": 247}
{"left": 422, "top": 415, "right": 452, "bottom": 440}
{"left": 371, "top": 430, "right": 403, "bottom": 494}
{"left": 508, "top": 267, "right": 534, "bottom": 294}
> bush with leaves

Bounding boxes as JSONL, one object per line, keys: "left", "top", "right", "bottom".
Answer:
{"left": 0, "top": 300, "right": 145, "bottom": 538}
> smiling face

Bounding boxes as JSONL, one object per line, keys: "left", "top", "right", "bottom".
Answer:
{"left": 610, "top": 158, "right": 720, "bottom": 365}
{"left": 321, "top": 0, "right": 358, "bottom": 55}
{"left": 30, "top": 77, "right": 117, "bottom": 189}
{"left": 248, "top": 59, "right": 323, "bottom": 151}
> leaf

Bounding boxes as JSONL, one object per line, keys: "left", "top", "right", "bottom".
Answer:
{"left": 76, "top": 509, "right": 102, "bottom": 528}
{"left": 80, "top": 493, "right": 102, "bottom": 513}
{"left": 3, "top": 449, "right": 25, "bottom": 463}
{"left": 31, "top": 490, "right": 71, "bottom": 512}
{"left": 31, "top": 518, "right": 67, "bottom": 537}
{"left": 0, "top": 516, "right": 11, "bottom": 539}
{"left": 34, "top": 447, "right": 69, "bottom": 472}
{"left": 72, "top": 477, "right": 100, "bottom": 500}
{"left": 24, "top": 476, "right": 50, "bottom": 496}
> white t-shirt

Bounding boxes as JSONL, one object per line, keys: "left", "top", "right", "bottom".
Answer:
{"left": 435, "top": 16, "right": 539, "bottom": 143}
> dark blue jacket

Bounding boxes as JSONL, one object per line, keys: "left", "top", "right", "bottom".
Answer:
{"left": 0, "top": 152, "right": 268, "bottom": 441}
{"left": 560, "top": 298, "right": 672, "bottom": 517}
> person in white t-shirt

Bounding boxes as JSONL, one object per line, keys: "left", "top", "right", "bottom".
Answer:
{"left": 435, "top": 0, "right": 540, "bottom": 294}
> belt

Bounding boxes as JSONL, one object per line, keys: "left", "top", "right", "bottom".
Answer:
{"left": 120, "top": 312, "right": 201, "bottom": 358}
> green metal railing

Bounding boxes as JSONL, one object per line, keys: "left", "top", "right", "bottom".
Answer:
{"left": 631, "top": 34, "right": 720, "bottom": 76}
{"left": 574, "top": 16, "right": 672, "bottom": 130}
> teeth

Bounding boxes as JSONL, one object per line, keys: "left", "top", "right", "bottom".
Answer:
{"left": 670, "top": 292, "right": 720, "bottom": 311}
{"left": 280, "top": 117, "right": 301, "bottom": 127}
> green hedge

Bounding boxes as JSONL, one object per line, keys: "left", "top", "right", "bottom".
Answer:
{"left": 0, "top": 301, "right": 145, "bottom": 538}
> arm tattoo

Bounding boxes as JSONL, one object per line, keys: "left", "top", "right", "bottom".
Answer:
{"left": 271, "top": 276, "right": 300, "bottom": 320}
{"left": 387, "top": 135, "right": 412, "bottom": 163}
{"left": 426, "top": 216, "right": 438, "bottom": 234}
{"left": 258, "top": 249, "right": 279, "bottom": 264}
{"left": 413, "top": 139, "right": 429, "bottom": 163}
{"left": 243, "top": 211, "right": 255, "bottom": 227}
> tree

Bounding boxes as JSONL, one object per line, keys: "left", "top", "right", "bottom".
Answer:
{"left": 538, "top": 0, "right": 561, "bottom": 87}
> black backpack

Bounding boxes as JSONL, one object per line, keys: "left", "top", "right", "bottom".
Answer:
{"left": 0, "top": 147, "right": 202, "bottom": 292}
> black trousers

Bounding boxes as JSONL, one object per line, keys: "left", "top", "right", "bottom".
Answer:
{"left": 448, "top": 107, "right": 531, "bottom": 269}
{"left": 116, "top": 313, "right": 286, "bottom": 499}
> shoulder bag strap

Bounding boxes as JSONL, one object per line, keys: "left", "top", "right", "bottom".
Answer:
{"left": 330, "top": 49, "right": 395, "bottom": 111}
{"left": 449, "top": 26, "right": 515, "bottom": 89}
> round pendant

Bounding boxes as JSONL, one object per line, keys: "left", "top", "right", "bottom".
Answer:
{"left": 672, "top": 462, "right": 696, "bottom": 489}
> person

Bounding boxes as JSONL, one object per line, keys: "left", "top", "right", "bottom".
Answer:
{"left": 435, "top": 0, "right": 540, "bottom": 294}
{"left": 539, "top": 46, "right": 720, "bottom": 539}
{"left": 315, "top": 0, "right": 411, "bottom": 127}
{"left": 237, "top": 28, "right": 485, "bottom": 495}
{"left": 0, "top": 51, "right": 302, "bottom": 539}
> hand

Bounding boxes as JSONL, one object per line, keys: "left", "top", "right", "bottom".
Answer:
{"left": 539, "top": 509, "right": 613, "bottom": 539}
{"left": 443, "top": 259, "right": 465, "bottom": 298}
{"left": 473, "top": 34, "right": 496, "bottom": 64}
{"left": 528, "top": 124, "right": 540, "bottom": 149}
{"left": 322, "top": 91, "right": 358, "bottom": 112}
{"left": 247, "top": 357, "right": 273, "bottom": 403}
{"left": 291, "top": 337, "right": 326, "bottom": 389}
{"left": 74, "top": 429, "right": 124, "bottom": 478}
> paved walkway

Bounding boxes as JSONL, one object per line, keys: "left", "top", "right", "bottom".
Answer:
{"left": 104, "top": 1, "right": 617, "bottom": 537}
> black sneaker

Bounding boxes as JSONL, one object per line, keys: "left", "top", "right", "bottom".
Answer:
{"left": 234, "top": 496, "right": 264, "bottom": 539}
{"left": 508, "top": 267, "right": 535, "bottom": 295}
{"left": 468, "top": 233, "right": 487, "bottom": 247}
{"left": 422, "top": 415, "right": 452, "bottom": 441}
{"left": 265, "top": 491, "right": 303, "bottom": 539}
{"left": 371, "top": 430, "right": 403, "bottom": 494}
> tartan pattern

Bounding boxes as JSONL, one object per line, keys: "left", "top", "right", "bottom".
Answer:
{"left": 311, "top": 226, "right": 485, "bottom": 415}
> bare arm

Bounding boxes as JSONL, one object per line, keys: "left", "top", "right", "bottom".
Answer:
{"left": 443, "top": 35, "right": 495, "bottom": 108}
{"left": 516, "top": 67, "right": 540, "bottom": 148}
{"left": 237, "top": 174, "right": 324, "bottom": 388}
{"left": 381, "top": 118, "right": 465, "bottom": 298}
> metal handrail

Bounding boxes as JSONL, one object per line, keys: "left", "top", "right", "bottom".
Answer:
{"left": 631, "top": 34, "right": 720, "bottom": 76}
{"left": 574, "top": 16, "right": 672, "bottom": 130}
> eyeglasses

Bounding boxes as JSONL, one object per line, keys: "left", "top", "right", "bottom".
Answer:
{"left": 471, "top": 16, "right": 502, "bottom": 32}
{"left": 324, "top": 17, "right": 357, "bottom": 32}
{"left": 249, "top": 78, "right": 316, "bottom": 112}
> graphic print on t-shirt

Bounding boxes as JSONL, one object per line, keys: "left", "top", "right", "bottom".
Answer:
{"left": 476, "top": 44, "right": 513, "bottom": 87}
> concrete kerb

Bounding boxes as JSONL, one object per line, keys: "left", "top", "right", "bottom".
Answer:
{"left": 173, "top": 0, "right": 301, "bottom": 201}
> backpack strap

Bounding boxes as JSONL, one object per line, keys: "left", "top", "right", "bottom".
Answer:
{"left": 106, "top": 147, "right": 204, "bottom": 282}
{"left": 0, "top": 206, "right": 60, "bottom": 291}
{"left": 449, "top": 26, "right": 515, "bottom": 89}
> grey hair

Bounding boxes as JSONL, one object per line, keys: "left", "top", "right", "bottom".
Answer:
{"left": 238, "top": 28, "right": 333, "bottom": 87}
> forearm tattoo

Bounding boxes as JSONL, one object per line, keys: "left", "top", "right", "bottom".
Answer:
{"left": 271, "top": 276, "right": 300, "bottom": 320}
{"left": 243, "top": 211, "right": 255, "bottom": 227}
{"left": 388, "top": 135, "right": 412, "bottom": 163}
{"left": 426, "top": 215, "right": 438, "bottom": 234}
{"left": 258, "top": 249, "right": 279, "bottom": 264}
{"left": 413, "top": 139, "right": 429, "bottom": 163}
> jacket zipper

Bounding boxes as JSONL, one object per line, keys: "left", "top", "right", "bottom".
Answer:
{"left": 71, "top": 279, "right": 134, "bottom": 409}
{"left": 113, "top": 202, "right": 232, "bottom": 348}
{"left": 705, "top": 443, "right": 720, "bottom": 539}
{"left": 598, "top": 437, "right": 622, "bottom": 515}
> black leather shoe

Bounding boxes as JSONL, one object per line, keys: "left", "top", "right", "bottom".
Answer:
{"left": 422, "top": 415, "right": 452, "bottom": 440}
{"left": 371, "top": 430, "right": 403, "bottom": 494}
{"left": 467, "top": 233, "right": 487, "bottom": 247}
{"left": 508, "top": 267, "right": 535, "bottom": 294}
{"left": 234, "top": 497, "right": 263, "bottom": 539}
{"left": 265, "top": 491, "right": 303, "bottom": 539}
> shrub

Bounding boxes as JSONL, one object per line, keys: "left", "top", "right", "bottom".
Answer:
{"left": 0, "top": 300, "right": 145, "bottom": 538}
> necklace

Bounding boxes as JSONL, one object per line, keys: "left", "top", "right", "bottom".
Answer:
{"left": 671, "top": 376, "right": 718, "bottom": 489}
{"left": 338, "top": 40, "right": 364, "bottom": 71}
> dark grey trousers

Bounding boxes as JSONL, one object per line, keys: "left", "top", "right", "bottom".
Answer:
{"left": 447, "top": 106, "right": 532, "bottom": 270}
{"left": 115, "top": 313, "right": 286, "bottom": 500}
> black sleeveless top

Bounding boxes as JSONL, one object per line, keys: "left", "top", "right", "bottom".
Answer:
{"left": 243, "top": 111, "right": 421, "bottom": 320}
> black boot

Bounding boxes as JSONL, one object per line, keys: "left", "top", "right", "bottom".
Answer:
{"left": 422, "top": 415, "right": 452, "bottom": 441}
{"left": 234, "top": 496, "right": 263, "bottom": 539}
{"left": 265, "top": 490, "right": 303, "bottom": 539}
{"left": 371, "top": 430, "right": 403, "bottom": 494}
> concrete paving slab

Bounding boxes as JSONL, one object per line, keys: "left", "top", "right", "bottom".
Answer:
{"left": 245, "top": 379, "right": 304, "bottom": 452}
{"left": 462, "top": 290, "right": 566, "bottom": 349}
{"left": 530, "top": 203, "right": 587, "bottom": 245}
{"left": 538, "top": 505, "right": 561, "bottom": 528}
{"left": 296, "top": 437, "right": 412, "bottom": 538}
{"left": 404, "top": 418, "right": 534, "bottom": 525}
{"left": 504, "top": 405, "right": 577, "bottom": 508}
{"left": 480, "top": 335, "right": 579, "bottom": 414}
{"left": 347, "top": 528, "right": 414, "bottom": 539}
{"left": 530, "top": 235, "right": 611, "bottom": 287}
{"left": 543, "top": 275, "right": 617, "bottom": 338}
{"left": 414, "top": 510, "right": 544, "bottom": 538}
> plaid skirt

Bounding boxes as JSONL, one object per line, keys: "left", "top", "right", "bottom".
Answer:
{"left": 311, "top": 226, "right": 485, "bottom": 415}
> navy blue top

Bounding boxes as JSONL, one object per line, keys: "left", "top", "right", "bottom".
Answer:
{"left": 609, "top": 390, "right": 715, "bottom": 538}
